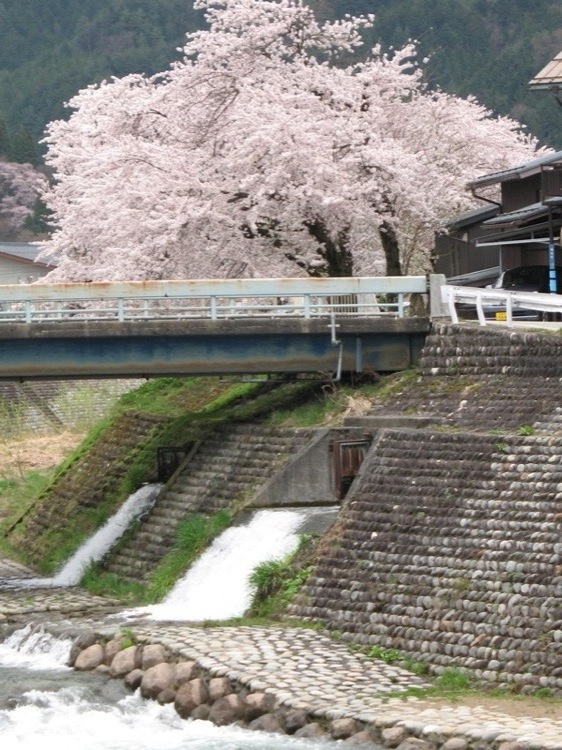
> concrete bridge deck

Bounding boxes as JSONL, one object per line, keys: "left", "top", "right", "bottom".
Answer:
{"left": 0, "top": 276, "right": 430, "bottom": 379}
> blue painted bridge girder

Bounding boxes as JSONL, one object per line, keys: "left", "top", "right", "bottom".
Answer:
{"left": 0, "top": 317, "right": 429, "bottom": 380}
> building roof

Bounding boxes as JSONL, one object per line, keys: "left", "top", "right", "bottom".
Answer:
{"left": 447, "top": 204, "right": 499, "bottom": 230}
{"left": 482, "top": 202, "right": 550, "bottom": 228}
{"left": 0, "top": 242, "right": 53, "bottom": 266}
{"left": 528, "top": 50, "right": 562, "bottom": 90}
{"left": 468, "top": 151, "right": 562, "bottom": 189}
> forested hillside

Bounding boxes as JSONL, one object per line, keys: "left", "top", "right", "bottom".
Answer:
{"left": 0, "top": 0, "right": 560, "bottom": 147}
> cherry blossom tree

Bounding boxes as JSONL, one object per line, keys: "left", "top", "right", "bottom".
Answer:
{"left": 38, "top": 0, "right": 546, "bottom": 282}
{"left": 0, "top": 161, "right": 46, "bottom": 238}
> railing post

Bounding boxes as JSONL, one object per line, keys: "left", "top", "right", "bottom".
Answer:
{"left": 117, "top": 298, "right": 125, "bottom": 322}
{"left": 429, "top": 274, "right": 449, "bottom": 319}
{"left": 506, "top": 295, "right": 513, "bottom": 327}
{"left": 476, "top": 292, "right": 487, "bottom": 326}
{"left": 24, "top": 300, "right": 32, "bottom": 324}
{"left": 210, "top": 296, "right": 217, "bottom": 320}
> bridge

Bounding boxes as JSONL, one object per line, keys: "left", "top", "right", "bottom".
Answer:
{"left": 0, "top": 276, "right": 434, "bottom": 380}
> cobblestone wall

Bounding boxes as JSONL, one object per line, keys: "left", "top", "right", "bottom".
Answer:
{"left": 103, "top": 424, "right": 312, "bottom": 583}
{"left": 291, "top": 428, "right": 562, "bottom": 691}
{"left": 420, "top": 322, "right": 562, "bottom": 377}
{"left": 291, "top": 323, "right": 562, "bottom": 692}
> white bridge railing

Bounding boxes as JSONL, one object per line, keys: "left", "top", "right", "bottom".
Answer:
{"left": 0, "top": 276, "right": 428, "bottom": 324}
{"left": 442, "top": 284, "right": 562, "bottom": 326}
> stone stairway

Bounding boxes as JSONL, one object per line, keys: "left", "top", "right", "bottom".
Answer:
{"left": 104, "top": 423, "right": 311, "bottom": 583}
{"left": 291, "top": 428, "right": 562, "bottom": 689}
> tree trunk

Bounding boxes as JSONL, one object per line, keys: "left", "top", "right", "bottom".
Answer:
{"left": 305, "top": 220, "right": 353, "bottom": 277}
{"left": 379, "top": 220, "right": 402, "bottom": 277}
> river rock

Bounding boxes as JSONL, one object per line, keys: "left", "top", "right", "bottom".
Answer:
{"left": 191, "top": 704, "right": 211, "bottom": 721}
{"left": 396, "top": 739, "right": 433, "bottom": 750}
{"left": 244, "top": 692, "right": 271, "bottom": 721}
{"left": 174, "top": 678, "right": 209, "bottom": 719}
{"left": 248, "top": 713, "right": 283, "bottom": 733}
{"left": 283, "top": 708, "right": 309, "bottom": 734}
{"left": 104, "top": 637, "right": 125, "bottom": 666}
{"left": 124, "top": 668, "right": 144, "bottom": 690}
{"left": 175, "top": 661, "right": 198, "bottom": 686}
{"left": 294, "top": 723, "right": 326, "bottom": 738}
{"left": 208, "top": 694, "right": 246, "bottom": 726}
{"left": 74, "top": 643, "right": 105, "bottom": 671}
{"left": 344, "top": 730, "right": 379, "bottom": 746}
{"left": 331, "top": 718, "right": 362, "bottom": 740}
{"left": 69, "top": 632, "right": 98, "bottom": 665}
{"left": 441, "top": 739, "right": 469, "bottom": 750}
{"left": 141, "top": 663, "right": 177, "bottom": 699}
{"left": 110, "top": 645, "right": 142, "bottom": 677}
{"left": 142, "top": 644, "right": 169, "bottom": 670}
{"left": 208, "top": 676, "right": 231, "bottom": 702}
{"left": 382, "top": 726, "right": 409, "bottom": 747}
{"left": 156, "top": 687, "right": 176, "bottom": 705}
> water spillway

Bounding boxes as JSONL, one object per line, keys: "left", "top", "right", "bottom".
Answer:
{"left": 51, "top": 484, "right": 161, "bottom": 586}
{"left": 126, "top": 506, "right": 338, "bottom": 623}
{"left": 0, "top": 485, "right": 161, "bottom": 590}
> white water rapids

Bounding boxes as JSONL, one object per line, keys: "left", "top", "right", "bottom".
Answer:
{"left": 0, "top": 627, "right": 340, "bottom": 750}
{"left": 0, "top": 502, "right": 343, "bottom": 748}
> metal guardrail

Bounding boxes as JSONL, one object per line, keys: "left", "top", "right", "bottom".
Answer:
{"left": 0, "top": 276, "right": 427, "bottom": 324}
{"left": 442, "top": 284, "right": 562, "bottom": 326}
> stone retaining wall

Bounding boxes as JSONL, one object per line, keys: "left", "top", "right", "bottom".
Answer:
{"left": 420, "top": 322, "right": 562, "bottom": 377}
{"left": 103, "top": 424, "right": 312, "bottom": 583}
{"left": 290, "top": 322, "right": 562, "bottom": 692}
{"left": 0, "top": 379, "right": 141, "bottom": 433}
{"left": 291, "top": 428, "right": 562, "bottom": 691}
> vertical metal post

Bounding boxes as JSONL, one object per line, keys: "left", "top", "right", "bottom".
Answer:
{"left": 548, "top": 206, "right": 557, "bottom": 293}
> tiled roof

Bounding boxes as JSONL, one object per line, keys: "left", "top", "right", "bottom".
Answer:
{"left": 0, "top": 242, "right": 53, "bottom": 266}
{"left": 528, "top": 50, "right": 562, "bottom": 90}
{"left": 482, "top": 202, "right": 550, "bottom": 227}
{"left": 447, "top": 204, "right": 499, "bottom": 230}
{"left": 468, "top": 150, "right": 562, "bottom": 189}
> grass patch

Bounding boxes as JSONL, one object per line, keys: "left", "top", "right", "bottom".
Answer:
{"left": 248, "top": 533, "right": 318, "bottom": 618}
{"left": 0, "top": 469, "right": 54, "bottom": 557}
{"left": 81, "top": 567, "right": 147, "bottom": 602}
{"left": 383, "top": 668, "right": 476, "bottom": 702}
{"left": 81, "top": 510, "right": 232, "bottom": 603}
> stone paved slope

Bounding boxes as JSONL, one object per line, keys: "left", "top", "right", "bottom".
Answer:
{"left": 103, "top": 423, "right": 311, "bottom": 583}
{"left": 291, "top": 323, "right": 562, "bottom": 693}
{"left": 9, "top": 411, "right": 169, "bottom": 565}
{"left": 1, "top": 581, "right": 561, "bottom": 750}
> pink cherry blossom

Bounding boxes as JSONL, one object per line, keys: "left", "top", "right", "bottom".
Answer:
{"left": 38, "top": 0, "right": 547, "bottom": 282}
